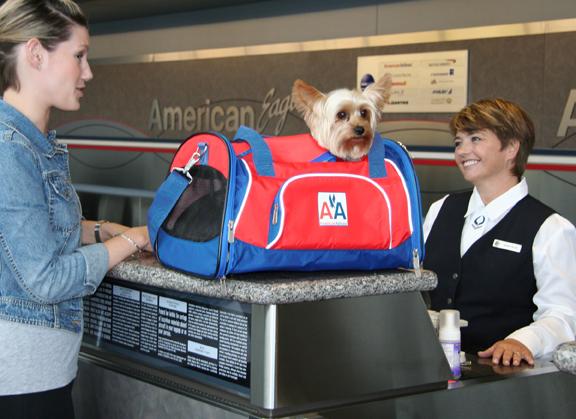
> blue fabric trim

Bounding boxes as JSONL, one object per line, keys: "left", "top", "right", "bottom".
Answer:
{"left": 147, "top": 171, "right": 189, "bottom": 249}
{"left": 228, "top": 239, "right": 415, "bottom": 273}
{"left": 379, "top": 137, "right": 425, "bottom": 261}
{"left": 237, "top": 149, "right": 251, "bottom": 158}
{"left": 310, "top": 152, "right": 337, "bottom": 162}
{"left": 368, "top": 133, "right": 387, "bottom": 178}
{"left": 156, "top": 230, "right": 220, "bottom": 278}
{"left": 198, "top": 142, "right": 209, "bottom": 165}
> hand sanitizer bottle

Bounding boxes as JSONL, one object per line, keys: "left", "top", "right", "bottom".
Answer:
{"left": 439, "top": 309, "right": 461, "bottom": 379}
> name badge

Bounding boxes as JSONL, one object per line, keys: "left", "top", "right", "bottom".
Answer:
{"left": 493, "top": 239, "right": 522, "bottom": 253}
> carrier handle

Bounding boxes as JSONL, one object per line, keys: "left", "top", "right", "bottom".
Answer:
{"left": 233, "top": 125, "right": 275, "bottom": 176}
{"left": 147, "top": 170, "right": 190, "bottom": 250}
{"left": 369, "top": 133, "right": 387, "bottom": 178}
{"left": 233, "top": 125, "right": 387, "bottom": 178}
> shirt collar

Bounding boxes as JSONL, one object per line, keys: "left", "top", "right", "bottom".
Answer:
{"left": 465, "top": 178, "right": 529, "bottom": 220}
{"left": 0, "top": 99, "right": 58, "bottom": 155}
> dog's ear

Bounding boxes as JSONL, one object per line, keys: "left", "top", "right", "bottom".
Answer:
{"left": 363, "top": 73, "right": 392, "bottom": 115}
{"left": 292, "top": 79, "right": 324, "bottom": 117}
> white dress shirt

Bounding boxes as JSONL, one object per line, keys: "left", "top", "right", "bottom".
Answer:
{"left": 423, "top": 178, "right": 576, "bottom": 357}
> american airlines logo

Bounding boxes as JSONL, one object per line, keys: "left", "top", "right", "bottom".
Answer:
{"left": 318, "top": 193, "right": 348, "bottom": 226}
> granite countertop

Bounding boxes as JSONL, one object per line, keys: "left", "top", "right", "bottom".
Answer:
{"left": 106, "top": 254, "right": 437, "bottom": 305}
{"left": 553, "top": 341, "right": 576, "bottom": 375}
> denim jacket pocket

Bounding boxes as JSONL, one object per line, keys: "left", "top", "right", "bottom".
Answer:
{"left": 45, "top": 170, "right": 81, "bottom": 232}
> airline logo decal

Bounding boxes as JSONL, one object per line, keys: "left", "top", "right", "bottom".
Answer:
{"left": 318, "top": 192, "right": 348, "bottom": 226}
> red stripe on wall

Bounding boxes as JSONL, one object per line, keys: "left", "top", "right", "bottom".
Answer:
{"left": 525, "top": 163, "right": 576, "bottom": 172}
{"left": 413, "top": 159, "right": 456, "bottom": 167}
{"left": 413, "top": 159, "right": 576, "bottom": 171}
{"left": 66, "top": 145, "right": 576, "bottom": 171}
{"left": 68, "top": 145, "right": 177, "bottom": 153}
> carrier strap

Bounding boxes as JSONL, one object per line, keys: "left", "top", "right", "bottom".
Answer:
{"left": 147, "top": 171, "right": 190, "bottom": 249}
{"left": 233, "top": 126, "right": 275, "bottom": 176}
{"left": 369, "top": 132, "right": 387, "bottom": 178}
{"left": 233, "top": 125, "right": 387, "bottom": 178}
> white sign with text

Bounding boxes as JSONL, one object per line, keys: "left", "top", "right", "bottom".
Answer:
{"left": 357, "top": 50, "right": 469, "bottom": 113}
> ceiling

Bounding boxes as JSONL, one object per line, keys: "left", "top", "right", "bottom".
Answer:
{"left": 75, "top": 0, "right": 275, "bottom": 23}
{"left": 73, "top": 0, "right": 393, "bottom": 35}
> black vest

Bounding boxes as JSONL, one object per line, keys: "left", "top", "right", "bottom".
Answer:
{"left": 424, "top": 192, "right": 554, "bottom": 354}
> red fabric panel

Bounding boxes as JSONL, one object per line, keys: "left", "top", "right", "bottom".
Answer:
{"left": 171, "top": 133, "right": 230, "bottom": 178}
{"left": 235, "top": 160, "right": 412, "bottom": 250}
{"left": 271, "top": 175, "right": 392, "bottom": 250}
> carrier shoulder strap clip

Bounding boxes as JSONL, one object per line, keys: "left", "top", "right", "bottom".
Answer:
{"left": 174, "top": 143, "right": 208, "bottom": 182}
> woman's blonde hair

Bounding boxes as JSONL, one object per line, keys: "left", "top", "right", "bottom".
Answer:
{"left": 0, "top": 0, "right": 87, "bottom": 93}
{"left": 450, "top": 98, "right": 535, "bottom": 180}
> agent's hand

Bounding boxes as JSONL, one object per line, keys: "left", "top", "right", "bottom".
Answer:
{"left": 476, "top": 356, "right": 532, "bottom": 375}
{"left": 478, "top": 338, "right": 534, "bottom": 367}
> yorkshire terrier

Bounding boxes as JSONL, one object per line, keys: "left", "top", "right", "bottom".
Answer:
{"left": 291, "top": 74, "right": 392, "bottom": 160}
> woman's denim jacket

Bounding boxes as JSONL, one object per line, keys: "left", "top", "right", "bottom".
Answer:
{"left": 0, "top": 100, "right": 109, "bottom": 334}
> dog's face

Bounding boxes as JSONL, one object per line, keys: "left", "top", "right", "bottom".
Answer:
{"left": 292, "top": 74, "right": 392, "bottom": 160}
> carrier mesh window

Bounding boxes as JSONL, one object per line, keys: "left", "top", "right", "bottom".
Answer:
{"left": 164, "top": 166, "right": 227, "bottom": 242}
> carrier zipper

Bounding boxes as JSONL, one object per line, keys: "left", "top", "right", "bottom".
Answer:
{"left": 412, "top": 248, "right": 422, "bottom": 278}
{"left": 396, "top": 140, "right": 410, "bottom": 155}
{"left": 272, "top": 203, "right": 279, "bottom": 225}
{"left": 392, "top": 137, "right": 425, "bottom": 260}
{"left": 213, "top": 134, "right": 236, "bottom": 279}
{"left": 227, "top": 219, "right": 235, "bottom": 243}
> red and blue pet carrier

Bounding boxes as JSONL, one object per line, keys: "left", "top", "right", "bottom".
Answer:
{"left": 148, "top": 125, "right": 424, "bottom": 279}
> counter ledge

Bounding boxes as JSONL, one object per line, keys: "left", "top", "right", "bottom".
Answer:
{"left": 107, "top": 254, "right": 437, "bottom": 304}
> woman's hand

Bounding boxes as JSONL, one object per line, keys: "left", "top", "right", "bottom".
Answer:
{"left": 478, "top": 338, "right": 534, "bottom": 367}
{"left": 98, "top": 221, "right": 130, "bottom": 242}
{"left": 126, "top": 225, "right": 152, "bottom": 252}
{"left": 104, "top": 225, "right": 152, "bottom": 269}
{"left": 81, "top": 220, "right": 129, "bottom": 244}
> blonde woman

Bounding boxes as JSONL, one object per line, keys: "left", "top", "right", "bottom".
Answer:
{"left": 0, "top": 1, "right": 151, "bottom": 417}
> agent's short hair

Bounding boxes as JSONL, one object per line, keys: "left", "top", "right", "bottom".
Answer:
{"left": 0, "top": 0, "right": 87, "bottom": 93}
{"left": 450, "top": 98, "right": 535, "bottom": 180}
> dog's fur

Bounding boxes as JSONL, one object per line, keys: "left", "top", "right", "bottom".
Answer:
{"left": 291, "top": 74, "right": 392, "bottom": 160}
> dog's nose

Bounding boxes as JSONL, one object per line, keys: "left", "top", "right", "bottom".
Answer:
{"left": 354, "top": 126, "right": 365, "bottom": 136}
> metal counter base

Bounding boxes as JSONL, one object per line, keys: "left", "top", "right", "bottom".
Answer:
{"left": 314, "top": 357, "right": 576, "bottom": 419}
{"left": 76, "top": 277, "right": 451, "bottom": 417}
{"left": 74, "top": 351, "right": 576, "bottom": 419}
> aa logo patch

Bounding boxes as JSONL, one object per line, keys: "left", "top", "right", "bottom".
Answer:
{"left": 318, "top": 192, "right": 348, "bottom": 226}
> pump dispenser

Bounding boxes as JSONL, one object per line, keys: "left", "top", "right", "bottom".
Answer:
{"left": 439, "top": 309, "right": 461, "bottom": 379}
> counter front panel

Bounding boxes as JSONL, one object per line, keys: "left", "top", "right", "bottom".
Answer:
{"left": 83, "top": 277, "right": 251, "bottom": 397}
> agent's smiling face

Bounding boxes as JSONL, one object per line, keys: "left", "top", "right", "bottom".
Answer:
{"left": 454, "top": 128, "right": 518, "bottom": 187}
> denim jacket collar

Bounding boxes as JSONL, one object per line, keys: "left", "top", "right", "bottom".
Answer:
{"left": 0, "top": 99, "right": 59, "bottom": 156}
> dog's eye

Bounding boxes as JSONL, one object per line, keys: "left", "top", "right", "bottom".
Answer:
{"left": 360, "top": 109, "right": 369, "bottom": 119}
{"left": 337, "top": 111, "right": 348, "bottom": 120}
